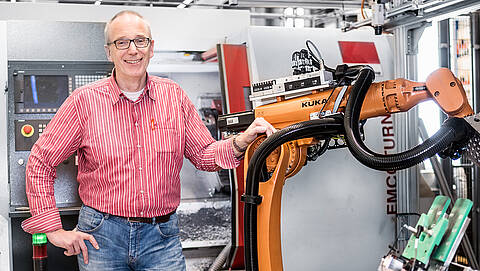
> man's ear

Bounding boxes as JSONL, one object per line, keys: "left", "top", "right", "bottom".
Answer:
{"left": 104, "top": 45, "right": 112, "bottom": 61}
{"left": 149, "top": 39, "right": 155, "bottom": 59}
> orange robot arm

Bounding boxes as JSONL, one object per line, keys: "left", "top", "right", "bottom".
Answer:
{"left": 254, "top": 68, "right": 473, "bottom": 129}
{"left": 243, "top": 68, "right": 473, "bottom": 271}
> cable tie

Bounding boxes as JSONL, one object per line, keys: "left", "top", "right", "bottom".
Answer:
{"left": 241, "top": 194, "right": 262, "bottom": 205}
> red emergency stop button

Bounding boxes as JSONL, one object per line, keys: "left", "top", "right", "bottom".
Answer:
{"left": 21, "top": 124, "right": 34, "bottom": 137}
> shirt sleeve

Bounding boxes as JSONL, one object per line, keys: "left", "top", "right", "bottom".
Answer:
{"left": 181, "top": 88, "right": 241, "bottom": 171}
{"left": 21, "top": 94, "right": 83, "bottom": 234}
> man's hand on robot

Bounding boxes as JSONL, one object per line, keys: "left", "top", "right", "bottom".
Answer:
{"left": 235, "top": 117, "right": 277, "bottom": 149}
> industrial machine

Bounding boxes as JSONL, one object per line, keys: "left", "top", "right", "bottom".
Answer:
{"left": 379, "top": 196, "right": 473, "bottom": 271}
{"left": 8, "top": 61, "right": 113, "bottom": 211}
{"left": 219, "top": 41, "right": 480, "bottom": 271}
{"left": 7, "top": 61, "right": 114, "bottom": 270}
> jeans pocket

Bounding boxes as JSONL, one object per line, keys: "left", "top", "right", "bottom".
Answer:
{"left": 156, "top": 213, "right": 180, "bottom": 238}
{"left": 76, "top": 206, "right": 105, "bottom": 233}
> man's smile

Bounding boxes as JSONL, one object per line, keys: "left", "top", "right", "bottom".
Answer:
{"left": 124, "top": 58, "right": 142, "bottom": 64}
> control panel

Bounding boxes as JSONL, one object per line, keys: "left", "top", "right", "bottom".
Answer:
{"left": 15, "top": 120, "right": 50, "bottom": 151}
{"left": 7, "top": 61, "right": 114, "bottom": 212}
{"left": 13, "top": 70, "right": 108, "bottom": 114}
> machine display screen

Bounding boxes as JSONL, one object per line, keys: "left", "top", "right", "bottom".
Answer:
{"left": 23, "top": 75, "right": 69, "bottom": 110}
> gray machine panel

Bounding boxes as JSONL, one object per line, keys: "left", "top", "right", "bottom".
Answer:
{"left": 7, "top": 21, "right": 107, "bottom": 62}
{"left": 8, "top": 61, "right": 113, "bottom": 211}
{"left": 10, "top": 153, "right": 80, "bottom": 209}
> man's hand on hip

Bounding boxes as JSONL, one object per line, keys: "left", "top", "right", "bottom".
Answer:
{"left": 46, "top": 228, "right": 99, "bottom": 264}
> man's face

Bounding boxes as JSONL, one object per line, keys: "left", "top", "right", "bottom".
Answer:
{"left": 105, "top": 14, "right": 154, "bottom": 81}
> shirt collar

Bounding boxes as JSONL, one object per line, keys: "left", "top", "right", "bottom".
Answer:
{"left": 108, "top": 69, "right": 156, "bottom": 104}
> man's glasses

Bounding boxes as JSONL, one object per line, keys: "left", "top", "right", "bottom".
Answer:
{"left": 107, "top": 37, "right": 151, "bottom": 50}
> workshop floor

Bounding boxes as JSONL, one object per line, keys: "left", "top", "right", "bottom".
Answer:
{"left": 178, "top": 199, "right": 231, "bottom": 271}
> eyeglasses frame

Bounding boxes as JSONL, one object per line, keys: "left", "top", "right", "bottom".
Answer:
{"left": 107, "top": 37, "right": 151, "bottom": 50}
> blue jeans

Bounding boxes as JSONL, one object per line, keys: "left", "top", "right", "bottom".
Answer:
{"left": 76, "top": 205, "right": 186, "bottom": 271}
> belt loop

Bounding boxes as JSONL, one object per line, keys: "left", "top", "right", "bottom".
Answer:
{"left": 152, "top": 217, "right": 156, "bottom": 224}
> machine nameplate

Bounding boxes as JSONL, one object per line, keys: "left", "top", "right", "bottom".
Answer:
{"left": 227, "top": 117, "right": 239, "bottom": 125}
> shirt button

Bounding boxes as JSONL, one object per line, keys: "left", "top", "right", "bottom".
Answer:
{"left": 140, "top": 211, "right": 144, "bottom": 216}
{"left": 140, "top": 190, "right": 144, "bottom": 194}
{"left": 135, "top": 122, "right": 139, "bottom": 127}
{"left": 139, "top": 167, "right": 143, "bottom": 171}
{"left": 137, "top": 145, "right": 141, "bottom": 148}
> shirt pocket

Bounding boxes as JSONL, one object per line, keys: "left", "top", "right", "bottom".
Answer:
{"left": 153, "top": 128, "right": 180, "bottom": 153}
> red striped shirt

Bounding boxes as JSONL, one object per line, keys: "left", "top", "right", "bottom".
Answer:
{"left": 22, "top": 74, "right": 240, "bottom": 234}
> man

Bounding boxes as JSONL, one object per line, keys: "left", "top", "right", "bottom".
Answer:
{"left": 22, "top": 10, "right": 275, "bottom": 270}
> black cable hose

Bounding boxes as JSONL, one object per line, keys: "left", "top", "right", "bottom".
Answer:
{"left": 244, "top": 117, "right": 345, "bottom": 271}
{"left": 343, "top": 66, "right": 471, "bottom": 171}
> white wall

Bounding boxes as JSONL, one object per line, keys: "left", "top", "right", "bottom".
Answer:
{"left": 0, "top": 21, "right": 12, "bottom": 271}
{"left": 0, "top": 2, "right": 250, "bottom": 51}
